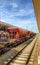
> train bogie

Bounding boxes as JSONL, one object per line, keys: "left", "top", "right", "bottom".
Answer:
{"left": 0, "top": 45, "right": 5, "bottom": 54}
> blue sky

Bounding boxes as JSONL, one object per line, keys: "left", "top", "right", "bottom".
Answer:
{"left": 0, "top": 0, "right": 38, "bottom": 33}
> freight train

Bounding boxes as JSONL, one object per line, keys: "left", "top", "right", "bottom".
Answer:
{"left": 0, "top": 23, "right": 36, "bottom": 54}
{"left": 0, "top": 27, "right": 36, "bottom": 48}
{"left": 0, "top": 32, "right": 36, "bottom": 54}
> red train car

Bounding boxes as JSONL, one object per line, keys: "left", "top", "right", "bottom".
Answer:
{"left": 6, "top": 27, "right": 27, "bottom": 46}
{"left": 7, "top": 28, "right": 29, "bottom": 39}
{"left": 6, "top": 27, "right": 36, "bottom": 47}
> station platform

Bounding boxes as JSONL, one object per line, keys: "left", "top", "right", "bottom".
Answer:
{"left": 36, "top": 35, "right": 40, "bottom": 65}
{"left": 27, "top": 34, "right": 40, "bottom": 65}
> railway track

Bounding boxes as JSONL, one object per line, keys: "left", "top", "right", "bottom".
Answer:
{"left": 0, "top": 35, "right": 37, "bottom": 65}
{"left": 6, "top": 35, "right": 37, "bottom": 65}
{"left": 0, "top": 38, "right": 34, "bottom": 65}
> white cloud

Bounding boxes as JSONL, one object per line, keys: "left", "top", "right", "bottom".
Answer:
{"left": 10, "top": 2, "right": 18, "bottom": 8}
{"left": 13, "top": 3, "right": 18, "bottom": 8}
{"left": 12, "top": 8, "right": 34, "bottom": 17}
{"left": 0, "top": 1, "right": 34, "bottom": 17}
